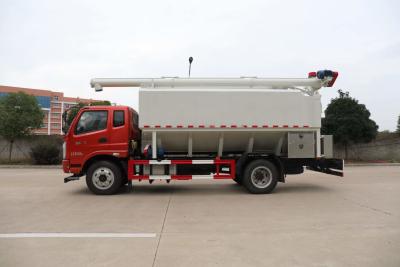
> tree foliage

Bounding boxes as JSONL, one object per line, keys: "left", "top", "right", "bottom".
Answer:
{"left": 90, "top": 100, "right": 112, "bottom": 106}
{"left": 63, "top": 100, "right": 111, "bottom": 132}
{"left": 30, "top": 141, "right": 61, "bottom": 165}
{"left": 322, "top": 90, "right": 378, "bottom": 157}
{"left": 397, "top": 114, "right": 400, "bottom": 135}
{"left": 0, "top": 92, "right": 44, "bottom": 161}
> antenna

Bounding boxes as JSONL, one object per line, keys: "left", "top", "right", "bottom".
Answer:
{"left": 188, "top": 57, "right": 193, "bottom": 77}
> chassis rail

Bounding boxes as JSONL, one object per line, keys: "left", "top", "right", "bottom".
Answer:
{"left": 127, "top": 158, "right": 236, "bottom": 181}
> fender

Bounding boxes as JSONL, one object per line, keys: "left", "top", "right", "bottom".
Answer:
{"left": 69, "top": 150, "right": 128, "bottom": 174}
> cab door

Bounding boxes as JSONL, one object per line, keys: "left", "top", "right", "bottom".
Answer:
{"left": 108, "top": 109, "right": 129, "bottom": 157}
{"left": 69, "top": 110, "right": 110, "bottom": 168}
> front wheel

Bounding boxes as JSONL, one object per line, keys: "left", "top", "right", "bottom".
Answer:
{"left": 242, "top": 159, "right": 278, "bottom": 194}
{"left": 86, "top": 161, "right": 122, "bottom": 195}
{"left": 233, "top": 177, "right": 243, "bottom": 185}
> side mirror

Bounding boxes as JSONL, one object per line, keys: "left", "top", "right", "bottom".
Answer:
{"left": 62, "top": 111, "right": 69, "bottom": 134}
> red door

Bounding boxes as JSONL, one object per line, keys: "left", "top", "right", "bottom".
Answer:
{"left": 108, "top": 109, "right": 129, "bottom": 156}
{"left": 68, "top": 109, "right": 110, "bottom": 168}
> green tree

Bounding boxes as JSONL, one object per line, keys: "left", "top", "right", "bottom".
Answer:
{"left": 65, "top": 102, "right": 85, "bottom": 127}
{"left": 322, "top": 90, "right": 378, "bottom": 159}
{"left": 0, "top": 92, "right": 44, "bottom": 161}
{"left": 90, "top": 100, "right": 112, "bottom": 106}
{"left": 63, "top": 100, "right": 112, "bottom": 132}
{"left": 397, "top": 114, "right": 400, "bottom": 135}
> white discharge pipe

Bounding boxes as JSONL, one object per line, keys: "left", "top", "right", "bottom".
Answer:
{"left": 90, "top": 77, "right": 330, "bottom": 93}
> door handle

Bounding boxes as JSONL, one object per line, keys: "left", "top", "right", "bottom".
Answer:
{"left": 98, "top": 137, "right": 108, "bottom": 143}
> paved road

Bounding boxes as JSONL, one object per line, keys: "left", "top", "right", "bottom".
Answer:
{"left": 0, "top": 166, "right": 399, "bottom": 267}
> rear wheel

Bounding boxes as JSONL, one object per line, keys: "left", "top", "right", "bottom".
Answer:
{"left": 86, "top": 161, "right": 122, "bottom": 195}
{"left": 243, "top": 159, "right": 278, "bottom": 194}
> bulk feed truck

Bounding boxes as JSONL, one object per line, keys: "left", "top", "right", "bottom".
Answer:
{"left": 62, "top": 70, "right": 343, "bottom": 195}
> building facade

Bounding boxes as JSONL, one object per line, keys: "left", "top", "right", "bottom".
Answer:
{"left": 0, "top": 85, "right": 105, "bottom": 135}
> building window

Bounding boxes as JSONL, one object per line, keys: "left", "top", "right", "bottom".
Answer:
{"left": 64, "top": 103, "right": 75, "bottom": 109}
{"left": 53, "top": 96, "right": 59, "bottom": 101}
{"left": 51, "top": 123, "right": 60, "bottom": 129}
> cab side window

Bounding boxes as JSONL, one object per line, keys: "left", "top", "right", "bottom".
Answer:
{"left": 113, "top": 110, "right": 125, "bottom": 127}
{"left": 75, "top": 111, "right": 108, "bottom": 135}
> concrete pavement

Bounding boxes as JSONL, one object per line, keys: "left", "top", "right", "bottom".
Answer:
{"left": 0, "top": 166, "right": 399, "bottom": 266}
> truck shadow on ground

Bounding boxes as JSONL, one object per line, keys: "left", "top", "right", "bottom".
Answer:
{"left": 274, "top": 183, "right": 332, "bottom": 194}
{"left": 124, "top": 183, "right": 245, "bottom": 195}
{"left": 71, "top": 182, "right": 332, "bottom": 196}
{"left": 128, "top": 182, "right": 332, "bottom": 195}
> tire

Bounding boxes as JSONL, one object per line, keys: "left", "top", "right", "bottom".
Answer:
{"left": 233, "top": 156, "right": 247, "bottom": 185}
{"left": 242, "top": 159, "right": 278, "bottom": 194}
{"left": 120, "top": 177, "right": 128, "bottom": 187}
{"left": 233, "top": 177, "right": 243, "bottom": 185}
{"left": 86, "top": 161, "right": 122, "bottom": 195}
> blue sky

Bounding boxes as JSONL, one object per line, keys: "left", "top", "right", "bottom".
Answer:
{"left": 1, "top": 0, "right": 399, "bottom": 130}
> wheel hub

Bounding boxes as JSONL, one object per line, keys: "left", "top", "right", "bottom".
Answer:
{"left": 92, "top": 167, "right": 115, "bottom": 190}
{"left": 99, "top": 175, "right": 107, "bottom": 182}
{"left": 250, "top": 166, "right": 272, "bottom": 189}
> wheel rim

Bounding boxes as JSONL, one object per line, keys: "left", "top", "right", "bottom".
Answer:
{"left": 250, "top": 166, "right": 272, "bottom": 189}
{"left": 92, "top": 167, "right": 115, "bottom": 190}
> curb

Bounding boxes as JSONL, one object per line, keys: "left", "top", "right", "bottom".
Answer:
{"left": 345, "top": 163, "right": 400, "bottom": 167}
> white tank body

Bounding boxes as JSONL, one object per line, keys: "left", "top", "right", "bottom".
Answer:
{"left": 139, "top": 89, "right": 321, "bottom": 155}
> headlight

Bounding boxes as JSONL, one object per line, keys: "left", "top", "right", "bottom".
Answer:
{"left": 62, "top": 142, "right": 66, "bottom": 159}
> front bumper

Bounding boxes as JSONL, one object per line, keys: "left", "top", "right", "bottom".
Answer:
{"left": 64, "top": 174, "right": 81, "bottom": 183}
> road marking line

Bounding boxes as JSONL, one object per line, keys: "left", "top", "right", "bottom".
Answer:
{"left": 0, "top": 233, "right": 156, "bottom": 238}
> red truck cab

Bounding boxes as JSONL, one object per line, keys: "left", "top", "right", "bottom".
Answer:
{"left": 63, "top": 106, "right": 139, "bottom": 176}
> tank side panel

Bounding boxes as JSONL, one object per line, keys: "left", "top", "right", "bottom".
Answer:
{"left": 139, "top": 89, "right": 321, "bottom": 154}
{"left": 142, "top": 130, "right": 288, "bottom": 154}
{"left": 139, "top": 89, "right": 321, "bottom": 128}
